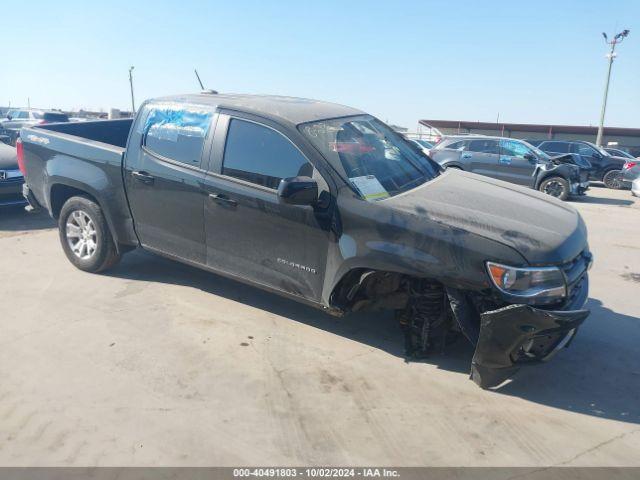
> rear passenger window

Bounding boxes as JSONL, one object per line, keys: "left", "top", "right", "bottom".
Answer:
{"left": 222, "top": 119, "right": 311, "bottom": 189}
{"left": 540, "top": 142, "right": 568, "bottom": 153}
{"left": 143, "top": 106, "right": 212, "bottom": 166}
{"left": 467, "top": 139, "right": 499, "bottom": 154}
{"left": 444, "top": 140, "right": 466, "bottom": 150}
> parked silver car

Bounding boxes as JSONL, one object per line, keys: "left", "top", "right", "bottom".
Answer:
{"left": 622, "top": 159, "right": 640, "bottom": 189}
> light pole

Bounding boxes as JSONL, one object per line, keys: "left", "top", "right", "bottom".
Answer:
{"left": 596, "top": 29, "right": 630, "bottom": 146}
{"left": 128, "top": 66, "right": 136, "bottom": 115}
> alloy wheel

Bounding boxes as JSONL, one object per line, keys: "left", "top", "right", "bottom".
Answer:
{"left": 66, "top": 210, "right": 98, "bottom": 260}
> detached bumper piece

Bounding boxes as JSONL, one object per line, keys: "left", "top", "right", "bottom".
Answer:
{"left": 471, "top": 304, "right": 589, "bottom": 388}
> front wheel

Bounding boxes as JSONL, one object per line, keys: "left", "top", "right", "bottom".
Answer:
{"left": 538, "top": 176, "right": 569, "bottom": 201}
{"left": 58, "top": 196, "right": 121, "bottom": 272}
{"left": 602, "top": 169, "right": 624, "bottom": 189}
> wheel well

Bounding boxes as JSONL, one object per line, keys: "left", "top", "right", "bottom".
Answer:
{"left": 330, "top": 268, "right": 441, "bottom": 313}
{"left": 536, "top": 173, "right": 568, "bottom": 188}
{"left": 50, "top": 184, "right": 100, "bottom": 219}
{"left": 602, "top": 166, "right": 621, "bottom": 178}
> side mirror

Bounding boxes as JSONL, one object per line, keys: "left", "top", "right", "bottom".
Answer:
{"left": 524, "top": 153, "right": 537, "bottom": 162}
{"left": 6, "top": 115, "right": 12, "bottom": 120}
{"left": 277, "top": 176, "right": 318, "bottom": 206}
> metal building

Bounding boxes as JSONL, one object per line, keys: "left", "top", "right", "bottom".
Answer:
{"left": 419, "top": 120, "right": 640, "bottom": 156}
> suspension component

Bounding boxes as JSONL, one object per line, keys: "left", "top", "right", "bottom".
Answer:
{"left": 397, "top": 279, "right": 451, "bottom": 358}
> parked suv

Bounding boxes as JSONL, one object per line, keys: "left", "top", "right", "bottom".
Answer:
{"left": 537, "top": 140, "right": 626, "bottom": 189}
{"left": 429, "top": 136, "right": 588, "bottom": 200}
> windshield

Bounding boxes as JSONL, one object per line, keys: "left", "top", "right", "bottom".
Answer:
{"left": 300, "top": 115, "right": 438, "bottom": 200}
{"left": 6, "top": 109, "right": 19, "bottom": 118}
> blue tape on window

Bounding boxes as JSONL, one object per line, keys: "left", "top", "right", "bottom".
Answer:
{"left": 143, "top": 106, "right": 212, "bottom": 142}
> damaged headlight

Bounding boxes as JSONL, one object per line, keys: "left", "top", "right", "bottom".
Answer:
{"left": 486, "top": 262, "right": 566, "bottom": 303}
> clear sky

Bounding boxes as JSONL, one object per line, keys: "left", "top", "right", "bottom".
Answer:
{"left": 2, "top": 0, "right": 638, "bottom": 130}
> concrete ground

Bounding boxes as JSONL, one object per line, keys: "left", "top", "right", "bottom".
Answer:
{"left": 0, "top": 185, "right": 639, "bottom": 466}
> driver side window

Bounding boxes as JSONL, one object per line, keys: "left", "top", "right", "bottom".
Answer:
{"left": 467, "top": 139, "right": 499, "bottom": 154}
{"left": 577, "top": 144, "right": 598, "bottom": 157}
{"left": 500, "top": 139, "right": 531, "bottom": 159}
{"left": 222, "top": 119, "right": 313, "bottom": 189}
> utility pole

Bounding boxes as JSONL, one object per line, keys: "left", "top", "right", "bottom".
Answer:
{"left": 596, "top": 29, "right": 630, "bottom": 146}
{"left": 128, "top": 66, "right": 136, "bottom": 114}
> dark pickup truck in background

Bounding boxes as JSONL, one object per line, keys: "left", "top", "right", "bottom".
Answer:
{"left": 536, "top": 140, "right": 627, "bottom": 189}
{"left": 19, "top": 93, "right": 592, "bottom": 388}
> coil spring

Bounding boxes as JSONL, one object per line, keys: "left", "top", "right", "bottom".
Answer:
{"left": 398, "top": 280, "right": 447, "bottom": 358}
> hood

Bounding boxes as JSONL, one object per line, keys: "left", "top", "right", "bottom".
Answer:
{"left": 548, "top": 153, "right": 592, "bottom": 170}
{"left": 385, "top": 170, "right": 587, "bottom": 265}
{"left": 0, "top": 143, "right": 18, "bottom": 169}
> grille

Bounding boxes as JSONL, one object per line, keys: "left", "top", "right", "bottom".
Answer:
{"left": 560, "top": 249, "right": 591, "bottom": 304}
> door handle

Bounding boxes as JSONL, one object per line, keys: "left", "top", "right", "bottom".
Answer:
{"left": 131, "top": 171, "right": 155, "bottom": 185}
{"left": 209, "top": 193, "right": 238, "bottom": 207}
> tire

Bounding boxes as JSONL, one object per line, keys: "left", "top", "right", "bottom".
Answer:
{"left": 58, "top": 196, "right": 121, "bottom": 273}
{"left": 602, "top": 169, "right": 624, "bottom": 189}
{"left": 538, "top": 176, "right": 569, "bottom": 201}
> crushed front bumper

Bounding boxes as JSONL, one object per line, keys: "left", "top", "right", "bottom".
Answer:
{"left": 470, "top": 275, "right": 589, "bottom": 389}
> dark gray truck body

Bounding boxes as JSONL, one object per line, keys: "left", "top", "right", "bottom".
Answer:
{"left": 20, "top": 93, "right": 591, "bottom": 388}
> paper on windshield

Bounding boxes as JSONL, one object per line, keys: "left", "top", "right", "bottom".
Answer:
{"left": 349, "top": 175, "right": 390, "bottom": 201}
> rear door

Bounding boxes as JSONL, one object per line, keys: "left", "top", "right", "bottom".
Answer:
{"left": 466, "top": 139, "right": 500, "bottom": 178}
{"left": 123, "top": 104, "right": 215, "bottom": 264}
{"left": 202, "top": 113, "right": 331, "bottom": 302}
{"left": 498, "top": 139, "right": 538, "bottom": 186}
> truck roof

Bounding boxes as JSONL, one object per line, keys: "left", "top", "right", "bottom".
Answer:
{"left": 152, "top": 93, "right": 365, "bottom": 126}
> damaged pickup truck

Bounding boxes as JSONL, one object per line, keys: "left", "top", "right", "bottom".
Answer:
{"left": 19, "top": 93, "right": 592, "bottom": 388}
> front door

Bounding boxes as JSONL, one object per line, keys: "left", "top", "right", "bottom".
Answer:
{"left": 123, "top": 104, "right": 215, "bottom": 264}
{"left": 203, "top": 114, "right": 331, "bottom": 302}
{"left": 498, "top": 139, "right": 538, "bottom": 186}
{"left": 574, "top": 143, "right": 603, "bottom": 178}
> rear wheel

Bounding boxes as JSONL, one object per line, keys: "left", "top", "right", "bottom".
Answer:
{"left": 539, "top": 176, "right": 569, "bottom": 201}
{"left": 58, "top": 196, "right": 121, "bottom": 272}
{"left": 602, "top": 169, "right": 624, "bottom": 189}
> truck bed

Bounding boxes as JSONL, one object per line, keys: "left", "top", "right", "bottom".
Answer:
{"left": 20, "top": 119, "right": 137, "bottom": 247}
{"left": 38, "top": 119, "right": 133, "bottom": 148}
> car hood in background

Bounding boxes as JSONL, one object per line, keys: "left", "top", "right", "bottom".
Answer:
{"left": 385, "top": 170, "right": 587, "bottom": 265}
